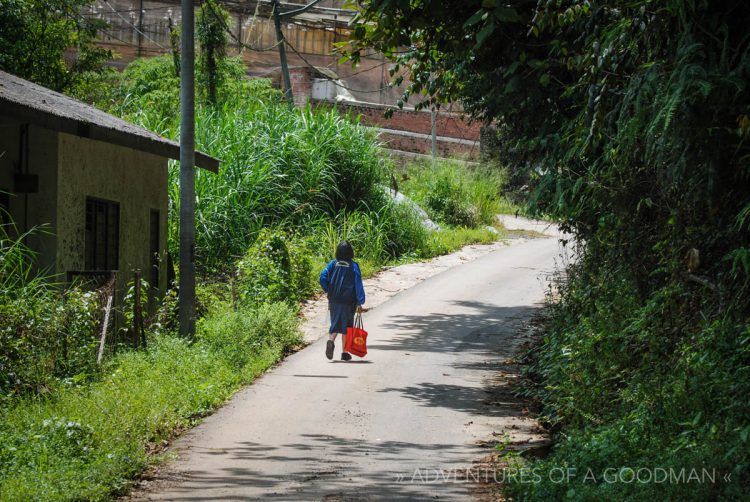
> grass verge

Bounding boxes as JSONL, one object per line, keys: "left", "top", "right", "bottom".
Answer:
{"left": 0, "top": 302, "right": 301, "bottom": 500}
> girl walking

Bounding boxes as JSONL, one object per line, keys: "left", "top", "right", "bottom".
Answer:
{"left": 319, "top": 241, "right": 366, "bottom": 361}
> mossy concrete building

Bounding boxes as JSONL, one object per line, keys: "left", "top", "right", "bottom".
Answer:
{"left": 0, "top": 70, "right": 218, "bottom": 299}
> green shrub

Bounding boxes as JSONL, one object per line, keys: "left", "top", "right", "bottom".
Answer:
{"left": 399, "top": 159, "right": 505, "bottom": 227}
{"left": 426, "top": 172, "right": 478, "bottom": 226}
{"left": 0, "top": 301, "right": 302, "bottom": 500}
{"left": 197, "top": 301, "right": 301, "bottom": 372}
{"left": 0, "top": 219, "right": 99, "bottom": 401}
{"left": 235, "top": 228, "right": 317, "bottom": 307}
{"left": 288, "top": 237, "right": 317, "bottom": 300}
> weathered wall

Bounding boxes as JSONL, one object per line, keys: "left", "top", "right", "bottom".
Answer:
{"left": 56, "top": 133, "right": 168, "bottom": 296}
{"left": 0, "top": 120, "right": 59, "bottom": 273}
{"left": 311, "top": 100, "right": 482, "bottom": 159}
{"left": 338, "top": 101, "right": 482, "bottom": 141}
{"left": 89, "top": 0, "right": 406, "bottom": 104}
{"left": 374, "top": 129, "right": 480, "bottom": 160}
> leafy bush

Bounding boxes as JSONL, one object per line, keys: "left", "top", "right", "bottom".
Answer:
{"left": 0, "top": 219, "right": 99, "bottom": 401}
{"left": 197, "top": 301, "right": 301, "bottom": 372}
{"left": 426, "top": 172, "right": 477, "bottom": 226}
{"left": 0, "top": 0, "right": 111, "bottom": 93}
{"left": 235, "top": 228, "right": 316, "bottom": 307}
{"left": 0, "top": 301, "right": 302, "bottom": 500}
{"left": 399, "top": 159, "right": 505, "bottom": 227}
{"left": 109, "top": 55, "right": 268, "bottom": 125}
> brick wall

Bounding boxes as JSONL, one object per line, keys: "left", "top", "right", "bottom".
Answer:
{"left": 315, "top": 100, "right": 482, "bottom": 159}
{"left": 376, "top": 130, "right": 479, "bottom": 159}
{"left": 289, "top": 67, "right": 314, "bottom": 107}
{"left": 336, "top": 101, "right": 482, "bottom": 141}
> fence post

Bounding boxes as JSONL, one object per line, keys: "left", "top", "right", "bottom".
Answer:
{"left": 96, "top": 272, "right": 116, "bottom": 365}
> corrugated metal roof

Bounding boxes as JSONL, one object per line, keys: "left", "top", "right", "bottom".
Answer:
{"left": 0, "top": 70, "right": 219, "bottom": 172}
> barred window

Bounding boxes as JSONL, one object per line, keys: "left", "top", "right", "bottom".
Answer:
{"left": 85, "top": 197, "right": 119, "bottom": 271}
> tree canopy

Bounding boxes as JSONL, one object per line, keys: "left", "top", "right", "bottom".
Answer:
{"left": 349, "top": 2, "right": 750, "bottom": 498}
{"left": 348, "top": 0, "right": 750, "bottom": 282}
{"left": 0, "top": 0, "right": 111, "bottom": 92}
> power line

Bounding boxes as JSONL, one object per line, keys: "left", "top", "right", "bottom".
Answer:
{"left": 101, "top": 0, "right": 168, "bottom": 50}
{"left": 284, "top": 39, "right": 394, "bottom": 95}
{"left": 347, "top": 60, "right": 390, "bottom": 78}
{"left": 88, "top": 4, "right": 177, "bottom": 14}
{"left": 202, "top": 0, "right": 284, "bottom": 52}
{"left": 97, "top": 27, "right": 139, "bottom": 47}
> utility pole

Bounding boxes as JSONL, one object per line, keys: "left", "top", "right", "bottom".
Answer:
{"left": 431, "top": 109, "right": 437, "bottom": 159}
{"left": 237, "top": 11, "right": 243, "bottom": 54}
{"left": 271, "top": 0, "right": 326, "bottom": 106}
{"left": 137, "top": 0, "right": 144, "bottom": 57}
{"left": 272, "top": 0, "right": 293, "bottom": 104}
{"left": 179, "top": 0, "right": 196, "bottom": 338}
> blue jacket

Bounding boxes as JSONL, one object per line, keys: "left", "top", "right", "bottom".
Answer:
{"left": 319, "top": 259, "right": 366, "bottom": 305}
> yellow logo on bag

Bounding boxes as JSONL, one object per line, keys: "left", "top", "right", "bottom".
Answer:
{"left": 354, "top": 336, "right": 365, "bottom": 346}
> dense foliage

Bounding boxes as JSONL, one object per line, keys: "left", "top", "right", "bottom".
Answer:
{"left": 0, "top": 220, "right": 99, "bottom": 402}
{"left": 0, "top": 0, "right": 110, "bottom": 92}
{"left": 350, "top": 0, "right": 750, "bottom": 499}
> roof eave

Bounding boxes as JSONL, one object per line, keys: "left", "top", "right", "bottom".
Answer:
{"left": 0, "top": 98, "right": 219, "bottom": 173}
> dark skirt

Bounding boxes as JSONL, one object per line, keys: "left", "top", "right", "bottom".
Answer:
{"left": 329, "top": 302, "right": 355, "bottom": 334}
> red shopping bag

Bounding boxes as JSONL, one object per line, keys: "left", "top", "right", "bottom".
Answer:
{"left": 344, "top": 313, "right": 368, "bottom": 358}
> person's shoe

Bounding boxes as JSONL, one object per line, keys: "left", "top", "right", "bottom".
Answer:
{"left": 341, "top": 352, "right": 352, "bottom": 361}
{"left": 326, "top": 340, "right": 335, "bottom": 360}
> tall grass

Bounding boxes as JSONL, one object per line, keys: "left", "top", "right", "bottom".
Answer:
{"left": 398, "top": 158, "right": 507, "bottom": 227}
{"left": 182, "top": 102, "right": 392, "bottom": 270}
{"left": 0, "top": 302, "right": 301, "bottom": 500}
{"left": 0, "top": 215, "right": 99, "bottom": 401}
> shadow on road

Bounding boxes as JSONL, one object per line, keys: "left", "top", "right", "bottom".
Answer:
{"left": 371, "top": 300, "right": 543, "bottom": 418}
{"left": 139, "top": 301, "right": 546, "bottom": 500}
{"left": 147, "top": 436, "right": 477, "bottom": 500}
{"left": 373, "top": 300, "right": 541, "bottom": 355}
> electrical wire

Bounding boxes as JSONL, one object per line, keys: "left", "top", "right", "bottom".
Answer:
{"left": 88, "top": 4, "right": 177, "bottom": 14}
{"left": 96, "top": 27, "right": 138, "bottom": 47}
{"left": 202, "top": 0, "right": 284, "bottom": 52}
{"left": 101, "top": 0, "right": 168, "bottom": 50}
{"left": 284, "top": 39, "right": 395, "bottom": 94}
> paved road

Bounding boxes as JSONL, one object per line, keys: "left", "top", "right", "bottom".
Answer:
{"left": 142, "top": 236, "right": 563, "bottom": 501}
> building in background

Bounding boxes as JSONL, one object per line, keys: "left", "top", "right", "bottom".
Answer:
{"left": 86, "top": 0, "right": 482, "bottom": 159}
